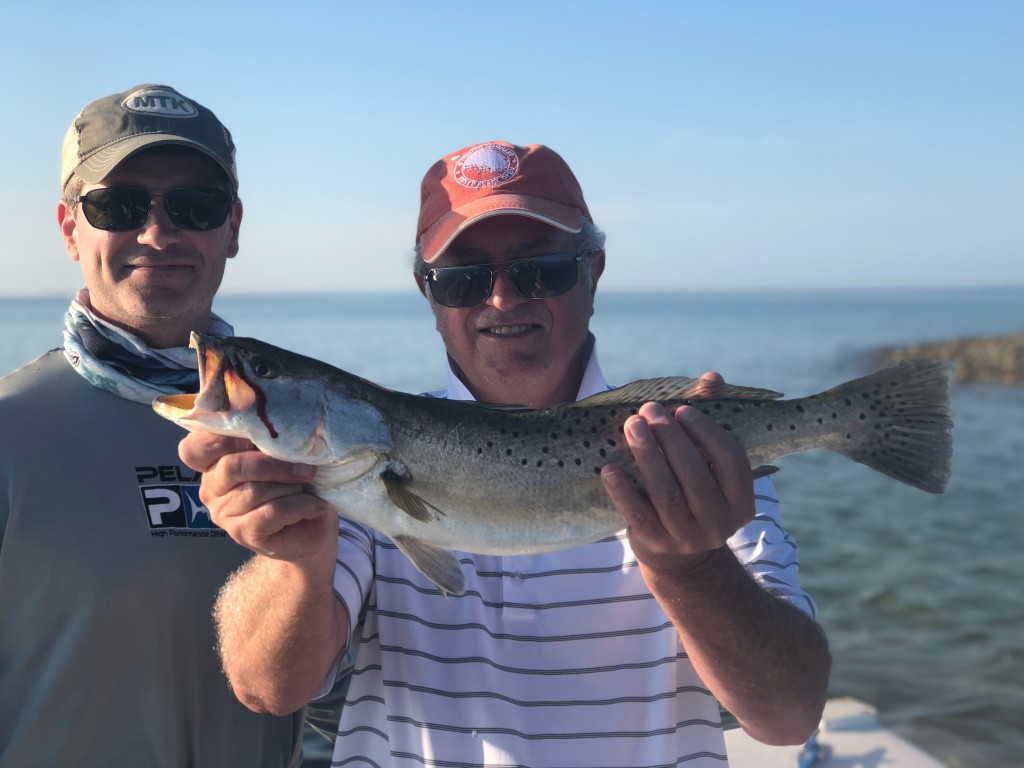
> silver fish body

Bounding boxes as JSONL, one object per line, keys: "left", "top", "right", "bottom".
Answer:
{"left": 154, "top": 333, "right": 953, "bottom": 594}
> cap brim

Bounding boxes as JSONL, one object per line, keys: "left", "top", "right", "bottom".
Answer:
{"left": 70, "top": 135, "right": 236, "bottom": 189}
{"left": 420, "top": 193, "right": 584, "bottom": 263}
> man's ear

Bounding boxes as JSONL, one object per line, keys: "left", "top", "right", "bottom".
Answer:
{"left": 589, "top": 251, "right": 606, "bottom": 295}
{"left": 226, "top": 199, "right": 243, "bottom": 259}
{"left": 57, "top": 200, "right": 81, "bottom": 262}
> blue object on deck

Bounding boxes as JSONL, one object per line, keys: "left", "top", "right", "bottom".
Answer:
{"left": 797, "top": 732, "right": 831, "bottom": 767}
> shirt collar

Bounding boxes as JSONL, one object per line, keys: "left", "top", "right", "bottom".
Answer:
{"left": 434, "top": 336, "right": 610, "bottom": 403}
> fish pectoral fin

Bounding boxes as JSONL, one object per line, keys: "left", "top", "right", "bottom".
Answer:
{"left": 575, "top": 377, "right": 784, "bottom": 406}
{"left": 752, "top": 464, "right": 780, "bottom": 479}
{"left": 393, "top": 536, "right": 466, "bottom": 596}
{"left": 381, "top": 471, "right": 445, "bottom": 524}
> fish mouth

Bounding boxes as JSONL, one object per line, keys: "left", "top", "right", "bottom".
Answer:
{"left": 154, "top": 393, "right": 198, "bottom": 413}
{"left": 152, "top": 332, "right": 231, "bottom": 418}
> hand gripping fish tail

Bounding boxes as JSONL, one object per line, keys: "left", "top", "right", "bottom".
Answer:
{"left": 152, "top": 333, "right": 953, "bottom": 595}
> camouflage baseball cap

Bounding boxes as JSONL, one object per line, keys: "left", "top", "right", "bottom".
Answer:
{"left": 61, "top": 84, "right": 237, "bottom": 192}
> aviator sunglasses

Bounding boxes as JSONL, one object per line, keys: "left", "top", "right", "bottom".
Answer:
{"left": 424, "top": 252, "right": 586, "bottom": 308}
{"left": 73, "top": 187, "right": 235, "bottom": 232}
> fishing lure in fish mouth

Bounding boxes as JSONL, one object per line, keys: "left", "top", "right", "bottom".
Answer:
{"left": 154, "top": 332, "right": 953, "bottom": 595}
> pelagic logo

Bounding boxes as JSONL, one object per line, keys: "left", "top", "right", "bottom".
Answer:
{"left": 136, "top": 465, "right": 224, "bottom": 536}
{"left": 121, "top": 88, "right": 198, "bottom": 119}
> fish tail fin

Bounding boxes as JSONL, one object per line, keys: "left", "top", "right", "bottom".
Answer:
{"left": 828, "top": 359, "right": 953, "bottom": 493}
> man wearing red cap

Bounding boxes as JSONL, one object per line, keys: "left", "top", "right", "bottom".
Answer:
{"left": 181, "top": 141, "right": 831, "bottom": 767}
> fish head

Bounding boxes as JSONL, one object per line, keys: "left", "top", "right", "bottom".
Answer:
{"left": 153, "top": 332, "right": 391, "bottom": 466}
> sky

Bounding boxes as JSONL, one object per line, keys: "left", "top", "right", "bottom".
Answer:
{"left": 1, "top": 1, "right": 1021, "bottom": 297}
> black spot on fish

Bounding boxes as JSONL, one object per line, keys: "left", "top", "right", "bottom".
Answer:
{"left": 599, "top": 448, "right": 607, "bottom": 457}
{"left": 796, "top": 405, "right": 805, "bottom": 413}
{"left": 583, "top": 440, "right": 591, "bottom": 448}
{"left": 859, "top": 413, "right": 867, "bottom": 420}
{"left": 521, "top": 459, "right": 528, "bottom": 466}
{"left": 818, "top": 417, "right": 823, "bottom": 424}
{"left": 722, "top": 424, "right": 732, "bottom": 431}
{"left": 537, "top": 460, "right": 543, "bottom": 467}
{"left": 566, "top": 428, "right": 574, "bottom": 436}
{"left": 832, "top": 413, "right": 838, "bottom": 419}
{"left": 862, "top": 392, "right": 870, "bottom": 399}
{"left": 789, "top": 425, "right": 796, "bottom": 430}
{"left": 607, "top": 438, "right": 616, "bottom": 446}
{"left": 575, "top": 458, "right": 582, "bottom": 466}
{"left": 550, "top": 433, "right": 559, "bottom": 440}
{"left": 733, "top": 406, "right": 743, "bottom": 413}
{"left": 593, "top": 467, "right": 602, "bottom": 474}
{"left": 845, "top": 398, "right": 853, "bottom": 406}
{"left": 846, "top": 433, "right": 852, "bottom": 439}
{"left": 542, "top": 446, "right": 550, "bottom": 453}
{"left": 766, "top": 424, "right": 773, "bottom": 431}
{"left": 557, "top": 460, "right": 564, "bottom": 467}
{"left": 486, "top": 440, "right": 493, "bottom": 448}
{"left": 477, "top": 448, "right": 483, "bottom": 454}
{"left": 512, "top": 431, "right": 519, "bottom": 438}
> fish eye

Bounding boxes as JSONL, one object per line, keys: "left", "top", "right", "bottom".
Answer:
{"left": 250, "top": 356, "right": 280, "bottom": 379}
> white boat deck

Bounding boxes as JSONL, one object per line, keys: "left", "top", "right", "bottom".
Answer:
{"left": 725, "top": 697, "right": 948, "bottom": 767}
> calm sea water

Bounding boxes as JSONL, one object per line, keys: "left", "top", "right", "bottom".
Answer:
{"left": 2, "top": 288, "right": 1022, "bottom": 767}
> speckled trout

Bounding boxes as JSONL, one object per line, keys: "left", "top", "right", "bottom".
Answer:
{"left": 153, "top": 333, "right": 953, "bottom": 595}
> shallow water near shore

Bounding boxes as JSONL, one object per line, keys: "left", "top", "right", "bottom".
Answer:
{"left": 2, "top": 286, "right": 1022, "bottom": 766}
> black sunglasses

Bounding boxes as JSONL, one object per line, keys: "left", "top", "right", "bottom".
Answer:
{"left": 424, "top": 252, "right": 585, "bottom": 308}
{"left": 73, "top": 187, "right": 235, "bottom": 232}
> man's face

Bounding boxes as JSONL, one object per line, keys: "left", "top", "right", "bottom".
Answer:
{"left": 423, "top": 215, "right": 604, "bottom": 408}
{"left": 58, "top": 146, "right": 242, "bottom": 347}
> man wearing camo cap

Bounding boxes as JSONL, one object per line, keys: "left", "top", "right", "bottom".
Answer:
{"left": 0, "top": 85, "right": 304, "bottom": 766}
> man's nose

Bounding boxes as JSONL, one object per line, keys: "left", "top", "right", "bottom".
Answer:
{"left": 486, "top": 269, "right": 529, "bottom": 311}
{"left": 135, "top": 203, "right": 182, "bottom": 249}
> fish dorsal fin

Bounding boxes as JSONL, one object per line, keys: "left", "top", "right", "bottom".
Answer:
{"left": 393, "top": 536, "right": 466, "bottom": 596}
{"left": 456, "top": 399, "right": 531, "bottom": 412}
{"left": 573, "top": 377, "right": 784, "bottom": 407}
{"left": 381, "top": 469, "right": 445, "bottom": 524}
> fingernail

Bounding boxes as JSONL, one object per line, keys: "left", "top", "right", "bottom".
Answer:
{"left": 676, "top": 405, "right": 698, "bottom": 422}
{"left": 627, "top": 416, "right": 650, "bottom": 439}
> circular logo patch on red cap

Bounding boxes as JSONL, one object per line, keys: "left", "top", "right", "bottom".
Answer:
{"left": 453, "top": 143, "right": 519, "bottom": 189}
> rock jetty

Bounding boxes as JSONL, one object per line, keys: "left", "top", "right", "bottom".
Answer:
{"left": 873, "top": 333, "right": 1024, "bottom": 385}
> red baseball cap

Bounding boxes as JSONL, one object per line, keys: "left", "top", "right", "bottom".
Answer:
{"left": 416, "top": 141, "right": 590, "bottom": 263}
